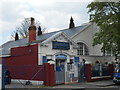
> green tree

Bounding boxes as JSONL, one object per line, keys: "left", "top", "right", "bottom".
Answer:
{"left": 87, "top": 2, "right": 120, "bottom": 60}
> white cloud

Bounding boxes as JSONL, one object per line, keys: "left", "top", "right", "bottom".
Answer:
{"left": 46, "top": 28, "right": 61, "bottom": 33}
{"left": 0, "top": 0, "right": 91, "bottom": 45}
{"left": 0, "top": 21, "right": 14, "bottom": 33}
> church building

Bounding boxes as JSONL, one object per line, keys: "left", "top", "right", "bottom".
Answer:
{"left": 0, "top": 17, "right": 114, "bottom": 85}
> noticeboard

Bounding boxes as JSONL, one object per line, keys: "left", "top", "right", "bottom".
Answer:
{"left": 52, "top": 41, "right": 70, "bottom": 50}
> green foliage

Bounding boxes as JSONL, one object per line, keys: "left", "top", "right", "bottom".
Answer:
{"left": 87, "top": 2, "right": 120, "bottom": 57}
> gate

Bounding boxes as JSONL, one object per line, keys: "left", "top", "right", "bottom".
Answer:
{"left": 78, "top": 64, "right": 86, "bottom": 82}
{"left": 55, "top": 65, "right": 65, "bottom": 84}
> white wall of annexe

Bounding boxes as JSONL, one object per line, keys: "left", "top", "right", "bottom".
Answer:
{"left": 72, "top": 23, "right": 103, "bottom": 56}
{"left": 38, "top": 33, "right": 77, "bottom": 65}
{"left": 37, "top": 33, "right": 79, "bottom": 83}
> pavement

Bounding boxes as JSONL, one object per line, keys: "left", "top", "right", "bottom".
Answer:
{"left": 52, "top": 80, "right": 114, "bottom": 88}
{"left": 5, "top": 80, "right": 120, "bottom": 90}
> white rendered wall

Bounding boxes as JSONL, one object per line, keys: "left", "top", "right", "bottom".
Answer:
{"left": 72, "top": 23, "right": 103, "bottom": 56}
{"left": 38, "top": 34, "right": 77, "bottom": 65}
{"left": 79, "top": 56, "right": 114, "bottom": 64}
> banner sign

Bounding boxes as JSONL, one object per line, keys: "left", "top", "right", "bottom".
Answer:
{"left": 55, "top": 54, "right": 67, "bottom": 60}
{"left": 52, "top": 41, "right": 70, "bottom": 50}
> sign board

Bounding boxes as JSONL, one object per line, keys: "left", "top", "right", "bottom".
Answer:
{"left": 42, "top": 56, "right": 47, "bottom": 64}
{"left": 55, "top": 54, "right": 67, "bottom": 60}
{"left": 74, "top": 57, "right": 80, "bottom": 63}
{"left": 52, "top": 41, "right": 70, "bottom": 50}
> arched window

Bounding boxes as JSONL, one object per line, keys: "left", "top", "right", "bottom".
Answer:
{"left": 77, "top": 42, "right": 89, "bottom": 55}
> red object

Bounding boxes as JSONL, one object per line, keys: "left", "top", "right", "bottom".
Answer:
{"left": 3, "top": 44, "right": 55, "bottom": 86}
{"left": 49, "top": 64, "right": 55, "bottom": 86}
{"left": 86, "top": 64, "right": 92, "bottom": 82}
{"left": 5, "top": 65, "right": 44, "bottom": 81}
{"left": 109, "top": 64, "right": 114, "bottom": 78}
{"left": 44, "top": 63, "right": 50, "bottom": 86}
{"left": 6, "top": 44, "right": 38, "bottom": 65}
{"left": 44, "top": 63, "right": 55, "bottom": 86}
{"left": 28, "top": 26, "right": 36, "bottom": 42}
{"left": 4, "top": 44, "right": 41, "bottom": 80}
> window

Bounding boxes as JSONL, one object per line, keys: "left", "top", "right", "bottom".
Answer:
{"left": 103, "top": 49, "right": 113, "bottom": 56}
{"left": 77, "top": 42, "right": 89, "bottom": 55}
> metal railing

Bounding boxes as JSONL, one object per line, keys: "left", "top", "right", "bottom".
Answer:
{"left": 91, "top": 64, "right": 110, "bottom": 77}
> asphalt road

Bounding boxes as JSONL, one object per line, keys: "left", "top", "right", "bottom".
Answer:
{"left": 5, "top": 80, "right": 120, "bottom": 90}
{"left": 5, "top": 88, "right": 120, "bottom": 90}
{"left": 86, "top": 88, "right": 120, "bottom": 90}
{"left": 5, "top": 87, "right": 85, "bottom": 90}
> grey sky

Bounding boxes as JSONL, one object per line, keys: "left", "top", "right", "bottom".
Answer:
{"left": 0, "top": 0, "right": 93, "bottom": 45}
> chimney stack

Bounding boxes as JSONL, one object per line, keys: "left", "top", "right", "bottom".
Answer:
{"left": 28, "top": 17, "right": 36, "bottom": 43}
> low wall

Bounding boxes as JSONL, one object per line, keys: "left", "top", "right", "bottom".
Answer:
{"left": 11, "top": 79, "right": 44, "bottom": 86}
{"left": 5, "top": 63, "right": 55, "bottom": 86}
{"left": 6, "top": 65, "right": 44, "bottom": 81}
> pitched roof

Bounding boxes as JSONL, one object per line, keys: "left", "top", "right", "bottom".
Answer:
{"left": 42, "top": 32, "right": 76, "bottom": 46}
{"left": 0, "top": 23, "right": 91, "bottom": 57}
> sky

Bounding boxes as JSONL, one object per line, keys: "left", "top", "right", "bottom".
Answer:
{"left": 0, "top": 0, "right": 94, "bottom": 46}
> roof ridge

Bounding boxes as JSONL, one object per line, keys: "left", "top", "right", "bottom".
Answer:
{"left": 42, "top": 25, "right": 86, "bottom": 35}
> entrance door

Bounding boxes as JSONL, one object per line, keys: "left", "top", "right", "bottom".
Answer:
{"left": 55, "top": 54, "right": 67, "bottom": 84}
{"left": 55, "top": 59, "right": 65, "bottom": 84}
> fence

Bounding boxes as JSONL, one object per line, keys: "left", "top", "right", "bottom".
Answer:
{"left": 85, "top": 64, "right": 114, "bottom": 82}
{"left": 91, "top": 64, "right": 110, "bottom": 77}
{"left": 4, "top": 62, "right": 114, "bottom": 86}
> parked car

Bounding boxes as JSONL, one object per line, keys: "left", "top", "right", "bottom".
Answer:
{"left": 5, "top": 70, "right": 11, "bottom": 84}
{"left": 113, "top": 69, "right": 120, "bottom": 84}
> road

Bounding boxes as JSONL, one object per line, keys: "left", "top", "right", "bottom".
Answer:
{"left": 5, "top": 80, "right": 120, "bottom": 90}
{"left": 53, "top": 80, "right": 120, "bottom": 89}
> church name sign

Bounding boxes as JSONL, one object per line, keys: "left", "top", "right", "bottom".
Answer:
{"left": 52, "top": 41, "right": 70, "bottom": 50}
